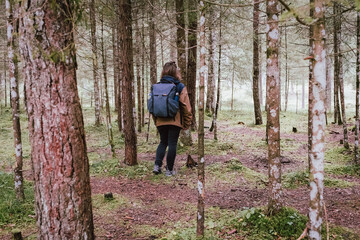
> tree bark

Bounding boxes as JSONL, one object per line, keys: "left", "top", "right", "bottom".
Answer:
{"left": 135, "top": 9, "right": 142, "bottom": 133}
{"left": 187, "top": 0, "right": 197, "bottom": 130}
{"left": 119, "top": 0, "right": 137, "bottom": 166}
{"left": 308, "top": 1, "right": 326, "bottom": 239}
{"left": 266, "top": 0, "right": 282, "bottom": 215}
{"left": 6, "top": 0, "right": 25, "bottom": 201}
{"left": 197, "top": 1, "right": 206, "bottom": 237}
{"left": 334, "top": 2, "right": 348, "bottom": 148}
{"left": 149, "top": 0, "right": 157, "bottom": 85}
{"left": 308, "top": 0, "right": 314, "bottom": 172}
{"left": 333, "top": 3, "right": 342, "bottom": 125}
{"left": 253, "top": 0, "right": 263, "bottom": 125}
{"left": 112, "top": 9, "right": 119, "bottom": 112}
{"left": 176, "top": 0, "right": 186, "bottom": 85}
{"left": 90, "top": 0, "right": 101, "bottom": 126}
{"left": 206, "top": 6, "right": 215, "bottom": 114}
{"left": 19, "top": 1, "right": 95, "bottom": 238}
{"left": 213, "top": 8, "right": 222, "bottom": 140}
{"left": 355, "top": 11, "right": 360, "bottom": 164}
{"left": 101, "top": 10, "right": 115, "bottom": 158}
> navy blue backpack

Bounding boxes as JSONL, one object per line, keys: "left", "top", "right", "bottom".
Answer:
{"left": 147, "top": 77, "right": 183, "bottom": 118}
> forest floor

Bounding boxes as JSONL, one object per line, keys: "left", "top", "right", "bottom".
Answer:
{"left": 1, "top": 107, "right": 360, "bottom": 239}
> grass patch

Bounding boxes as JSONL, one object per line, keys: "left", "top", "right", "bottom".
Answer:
{"left": 92, "top": 194, "right": 131, "bottom": 215}
{"left": 325, "top": 165, "right": 360, "bottom": 177}
{"left": 325, "top": 146, "right": 353, "bottom": 165}
{"left": 207, "top": 158, "right": 266, "bottom": 186}
{"left": 283, "top": 170, "right": 356, "bottom": 188}
{"left": 0, "top": 172, "right": 35, "bottom": 229}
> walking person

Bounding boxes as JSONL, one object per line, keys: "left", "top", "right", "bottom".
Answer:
{"left": 151, "top": 61, "right": 192, "bottom": 176}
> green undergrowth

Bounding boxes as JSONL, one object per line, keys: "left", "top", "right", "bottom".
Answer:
{"left": 92, "top": 194, "right": 133, "bottom": 216}
{"left": 0, "top": 172, "right": 35, "bottom": 229}
{"left": 160, "top": 206, "right": 360, "bottom": 240}
{"left": 325, "top": 146, "right": 353, "bottom": 164}
{"left": 207, "top": 158, "right": 266, "bottom": 186}
{"left": 283, "top": 170, "right": 357, "bottom": 189}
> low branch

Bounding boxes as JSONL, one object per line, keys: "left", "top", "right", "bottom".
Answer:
{"left": 204, "top": 0, "right": 265, "bottom": 8}
{"left": 278, "top": 0, "right": 309, "bottom": 26}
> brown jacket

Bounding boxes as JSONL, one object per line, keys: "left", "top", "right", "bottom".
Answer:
{"left": 154, "top": 86, "right": 192, "bottom": 129}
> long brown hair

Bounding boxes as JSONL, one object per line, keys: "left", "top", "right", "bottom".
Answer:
{"left": 160, "top": 61, "right": 182, "bottom": 80}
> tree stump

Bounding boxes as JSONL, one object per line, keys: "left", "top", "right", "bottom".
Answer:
{"left": 13, "top": 231, "right": 22, "bottom": 240}
{"left": 104, "top": 192, "right": 114, "bottom": 200}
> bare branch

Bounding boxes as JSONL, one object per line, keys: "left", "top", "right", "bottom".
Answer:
{"left": 278, "top": 0, "right": 309, "bottom": 26}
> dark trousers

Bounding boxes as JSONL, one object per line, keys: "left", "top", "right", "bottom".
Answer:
{"left": 155, "top": 125, "right": 181, "bottom": 171}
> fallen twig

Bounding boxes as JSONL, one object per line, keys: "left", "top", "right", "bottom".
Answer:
{"left": 324, "top": 201, "right": 329, "bottom": 240}
{"left": 296, "top": 225, "right": 308, "bottom": 240}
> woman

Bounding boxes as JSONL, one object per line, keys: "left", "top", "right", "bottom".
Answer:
{"left": 152, "top": 61, "right": 192, "bottom": 176}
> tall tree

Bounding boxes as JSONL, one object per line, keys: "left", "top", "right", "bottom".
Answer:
{"left": 197, "top": 0, "right": 206, "bottom": 236}
{"left": 134, "top": 7, "right": 142, "bottom": 133}
{"left": 266, "top": 0, "right": 282, "bottom": 215}
{"left": 6, "top": 0, "right": 24, "bottom": 201}
{"left": 119, "top": 0, "right": 137, "bottom": 166}
{"left": 253, "top": 0, "right": 263, "bottom": 125}
{"left": 213, "top": 5, "right": 222, "bottom": 140}
{"left": 149, "top": 0, "right": 157, "bottom": 85}
{"left": 308, "top": 0, "right": 326, "bottom": 238}
{"left": 112, "top": 4, "right": 119, "bottom": 113}
{"left": 101, "top": 8, "right": 115, "bottom": 158}
{"left": 187, "top": 0, "right": 197, "bottom": 129}
{"left": 206, "top": 5, "right": 215, "bottom": 114}
{"left": 19, "top": 0, "right": 95, "bottom": 238}
{"left": 334, "top": 2, "right": 349, "bottom": 149}
{"left": 176, "top": 0, "right": 186, "bottom": 85}
{"left": 333, "top": 3, "right": 342, "bottom": 125}
{"left": 90, "top": 0, "right": 101, "bottom": 126}
{"left": 355, "top": 11, "right": 360, "bottom": 163}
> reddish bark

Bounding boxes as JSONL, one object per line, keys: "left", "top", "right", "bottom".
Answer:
{"left": 266, "top": 0, "right": 282, "bottom": 215}
{"left": 197, "top": 1, "right": 206, "bottom": 236}
{"left": 149, "top": 0, "right": 157, "bottom": 85}
{"left": 19, "top": 1, "right": 94, "bottom": 238}
{"left": 119, "top": 0, "right": 137, "bottom": 166}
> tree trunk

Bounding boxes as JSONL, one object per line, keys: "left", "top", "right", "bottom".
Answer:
{"left": 197, "top": 1, "right": 206, "bottom": 237}
{"left": 231, "top": 64, "right": 235, "bottom": 111}
{"left": 308, "top": 0, "right": 314, "bottom": 171}
{"left": 141, "top": 10, "right": 146, "bottom": 127}
{"left": 116, "top": 4, "right": 123, "bottom": 132}
{"left": 112, "top": 12, "right": 119, "bottom": 112}
{"left": 6, "top": 0, "right": 25, "bottom": 201}
{"left": 4, "top": 51, "right": 7, "bottom": 108}
{"left": 20, "top": 1, "right": 95, "bottom": 238}
{"left": 101, "top": 10, "right": 115, "bottom": 158}
{"left": 333, "top": 3, "right": 342, "bottom": 125}
{"left": 253, "top": 0, "right": 262, "bottom": 125}
{"left": 90, "top": 0, "right": 101, "bottom": 126}
{"left": 266, "top": 0, "right": 282, "bottom": 215}
{"left": 119, "top": 0, "right": 137, "bottom": 166}
{"left": 308, "top": 1, "right": 326, "bottom": 239}
{"left": 284, "top": 24, "right": 289, "bottom": 112}
{"left": 176, "top": 0, "right": 186, "bottom": 85}
{"left": 334, "top": 2, "right": 348, "bottom": 148}
{"left": 355, "top": 11, "right": 360, "bottom": 164}
{"left": 187, "top": 0, "right": 197, "bottom": 130}
{"left": 149, "top": 0, "right": 157, "bottom": 85}
{"left": 213, "top": 9, "right": 222, "bottom": 140}
{"left": 206, "top": 6, "right": 215, "bottom": 114}
{"left": 325, "top": 42, "right": 332, "bottom": 114}
{"left": 135, "top": 9, "right": 142, "bottom": 133}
